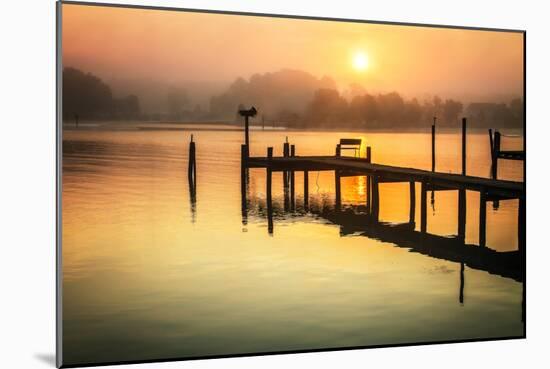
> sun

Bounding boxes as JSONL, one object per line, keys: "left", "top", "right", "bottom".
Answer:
{"left": 352, "top": 51, "right": 369, "bottom": 71}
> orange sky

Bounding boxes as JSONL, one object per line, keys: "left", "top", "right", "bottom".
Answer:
{"left": 62, "top": 3, "right": 524, "bottom": 101}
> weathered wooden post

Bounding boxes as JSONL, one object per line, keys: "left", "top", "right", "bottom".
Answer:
{"left": 432, "top": 117, "right": 436, "bottom": 172}
{"left": 241, "top": 144, "right": 249, "bottom": 226}
{"left": 188, "top": 134, "right": 196, "bottom": 188}
{"left": 462, "top": 117, "right": 467, "bottom": 176}
{"left": 491, "top": 131, "right": 501, "bottom": 179}
{"left": 290, "top": 144, "right": 296, "bottom": 211}
{"left": 335, "top": 144, "right": 341, "bottom": 211}
{"left": 459, "top": 262, "right": 465, "bottom": 305}
{"left": 371, "top": 176, "right": 379, "bottom": 222}
{"left": 421, "top": 181, "right": 427, "bottom": 233}
{"left": 479, "top": 188, "right": 487, "bottom": 247}
{"left": 238, "top": 106, "right": 257, "bottom": 150}
{"left": 283, "top": 139, "right": 290, "bottom": 211}
{"left": 409, "top": 181, "right": 416, "bottom": 225}
{"left": 458, "top": 188, "right": 466, "bottom": 243}
{"left": 267, "top": 147, "right": 274, "bottom": 234}
{"left": 366, "top": 146, "right": 372, "bottom": 212}
{"left": 303, "top": 170, "right": 309, "bottom": 210}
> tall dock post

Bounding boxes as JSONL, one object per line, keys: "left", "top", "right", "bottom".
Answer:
{"left": 462, "top": 117, "right": 467, "bottom": 176}
{"left": 366, "top": 146, "right": 372, "bottom": 212}
{"left": 266, "top": 147, "right": 274, "bottom": 234}
{"left": 241, "top": 144, "right": 249, "bottom": 225}
{"left": 335, "top": 144, "right": 341, "bottom": 211}
{"left": 431, "top": 117, "right": 436, "bottom": 172}
{"left": 409, "top": 181, "right": 416, "bottom": 225}
{"left": 491, "top": 131, "right": 501, "bottom": 179}
{"left": 420, "top": 181, "right": 427, "bottom": 233}
{"left": 290, "top": 144, "right": 296, "bottom": 211}
{"left": 238, "top": 106, "right": 257, "bottom": 150}
{"left": 479, "top": 188, "right": 487, "bottom": 247}
{"left": 188, "top": 135, "right": 196, "bottom": 188}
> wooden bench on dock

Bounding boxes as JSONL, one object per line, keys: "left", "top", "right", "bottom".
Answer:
{"left": 337, "top": 138, "right": 362, "bottom": 157}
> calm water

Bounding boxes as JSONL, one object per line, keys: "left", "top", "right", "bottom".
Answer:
{"left": 62, "top": 125, "right": 524, "bottom": 365}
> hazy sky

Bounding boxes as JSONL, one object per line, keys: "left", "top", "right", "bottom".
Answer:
{"left": 62, "top": 3, "right": 524, "bottom": 101}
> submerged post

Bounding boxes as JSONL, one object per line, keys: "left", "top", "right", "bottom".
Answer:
{"left": 432, "top": 117, "right": 436, "bottom": 172}
{"left": 366, "top": 146, "right": 372, "bottom": 212}
{"left": 479, "top": 189, "right": 487, "bottom": 247}
{"left": 373, "top": 178, "right": 379, "bottom": 221}
{"left": 188, "top": 134, "right": 196, "bottom": 188}
{"left": 458, "top": 188, "right": 466, "bottom": 243}
{"left": 409, "top": 181, "right": 416, "bottom": 225}
{"left": 290, "top": 144, "right": 296, "bottom": 211}
{"left": 266, "top": 147, "right": 274, "bottom": 234}
{"left": 491, "top": 131, "right": 501, "bottom": 179}
{"left": 241, "top": 144, "right": 249, "bottom": 226}
{"left": 462, "top": 117, "right": 467, "bottom": 176}
{"left": 304, "top": 170, "right": 309, "bottom": 210}
{"left": 335, "top": 170, "right": 341, "bottom": 211}
{"left": 421, "top": 181, "right": 427, "bottom": 233}
{"left": 283, "top": 139, "right": 290, "bottom": 211}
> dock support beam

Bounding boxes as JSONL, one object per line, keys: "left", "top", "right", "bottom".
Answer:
{"left": 241, "top": 144, "right": 249, "bottom": 225}
{"left": 304, "top": 170, "right": 309, "bottom": 211}
{"left": 266, "top": 147, "right": 273, "bottom": 234}
{"left": 409, "top": 181, "right": 416, "bottom": 225}
{"left": 421, "top": 181, "right": 427, "bottom": 233}
{"left": 290, "top": 144, "right": 295, "bottom": 211}
{"left": 458, "top": 189, "right": 466, "bottom": 243}
{"left": 283, "top": 140, "right": 290, "bottom": 211}
{"left": 491, "top": 131, "right": 501, "bottom": 179}
{"left": 479, "top": 189, "right": 487, "bottom": 247}
{"left": 371, "top": 176, "right": 379, "bottom": 222}
{"left": 431, "top": 118, "right": 436, "bottom": 172}
{"left": 462, "top": 117, "right": 467, "bottom": 176}
{"left": 366, "top": 146, "right": 372, "bottom": 212}
{"left": 335, "top": 170, "right": 341, "bottom": 211}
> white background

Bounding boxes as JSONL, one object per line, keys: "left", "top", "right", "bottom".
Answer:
{"left": 0, "top": 0, "right": 548, "bottom": 368}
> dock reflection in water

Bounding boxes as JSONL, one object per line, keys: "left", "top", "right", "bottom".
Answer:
{"left": 62, "top": 128, "right": 524, "bottom": 366}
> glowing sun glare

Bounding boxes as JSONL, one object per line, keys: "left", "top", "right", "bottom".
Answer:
{"left": 352, "top": 52, "right": 369, "bottom": 71}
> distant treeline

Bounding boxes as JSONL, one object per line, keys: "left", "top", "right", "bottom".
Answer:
{"left": 63, "top": 67, "right": 140, "bottom": 120}
{"left": 63, "top": 67, "right": 523, "bottom": 129}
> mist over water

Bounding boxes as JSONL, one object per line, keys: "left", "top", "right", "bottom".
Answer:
{"left": 62, "top": 125, "right": 524, "bottom": 365}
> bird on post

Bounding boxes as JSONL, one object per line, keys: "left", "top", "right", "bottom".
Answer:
{"left": 239, "top": 106, "right": 257, "bottom": 148}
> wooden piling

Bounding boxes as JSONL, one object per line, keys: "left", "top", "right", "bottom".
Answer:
{"left": 366, "top": 146, "right": 372, "bottom": 212}
{"left": 283, "top": 140, "right": 290, "bottom": 211}
{"left": 335, "top": 170, "right": 341, "bottom": 211}
{"left": 372, "top": 176, "right": 380, "bottom": 221}
{"left": 421, "top": 181, "right": 427, "bottom": 233}
{"left": 459, "top": 262, "right": 465, "bottom": 305}
{"left": 290, "top": 144, "right": 295, "bottom": 211}
{"left": 491, "top": 131, "right": 501, "bottom": 179}
{"left": 188, "top": 135, "right": 196, "bottom": 188}
{"left": 241, "top": 144, "right": 249, "bottom": 225}
{"left": 431, "top": 119, "right": 436, "bottom": 172}
{"left": 304, "top": 170, "right": 309, "bottom": 210}
{"left": 409, "top": 181, "right": 416, "bottom": 225}
{"left": 462, "top": 117, "right": 467, "bottom": 176}
{"left": 266, "top": 147, "right": 274, "bottom": 234}
{"left": 479, "top": 189, "right": 487, "bottom": 247}
{"left": 458, "top": 189, "right": 466, "bottom": 242}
